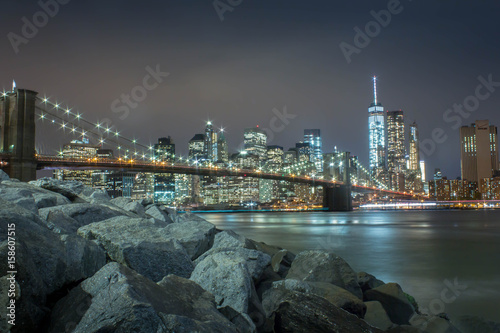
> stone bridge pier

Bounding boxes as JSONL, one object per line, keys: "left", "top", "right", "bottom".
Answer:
{"left": 0, "top": 88, "right": 38, "bottom": 182}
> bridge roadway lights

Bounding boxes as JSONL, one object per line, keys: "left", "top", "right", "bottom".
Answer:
{"left": 0, "top": 88, "right": 38, "bottom": 181}
{"left": 323, "top": 184, "right": 353, "bottom": 212}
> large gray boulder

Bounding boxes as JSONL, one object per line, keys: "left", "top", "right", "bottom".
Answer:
{"left": 286, "top": 250, "right": 363, "bottom": 299}
{"left": 78, "top": 216, "right": 194, "bottom": 281}
{"left": 38, "top": 210, "right": 84, "bottom": 234}
{"left": 263, "top": 279, "right": 367, "bottom": 318}
{"left": 80, "top": 187, "right": 110, "bottom": 203}
{"left": 364, "top": 283, "right": 416, "bottom": 325}
{"left": 29, "top": 177, "right": 85, "bottom": 193}
{"left": 145, "top": 204, "right": 173, "bottom": 224}
{"left": 48, "top": 263, "right": 238, "bottom": 333}
{"left": 269, "top": 291, "right": 384, "bottom": 333}
{"left": 110, "top": 196, "right": 146, "bottom": 217}
{"left": 364, "top": 301, "right": 394, "bottom": 330}
{"left": 0, "top": 180, "right": 71, "bottom": 212}
{"left": 190, "top": 248, "right": 271, "bottom": 318}
{"left": 28, "top": 177, "right": 86, "bottom": 201}
{"left": 165, "top": 219, "right": 216, "bottom": 259}
{"left": 213, "top": 230, "right": 256, "bottom": 249}
{"left": 0, "top": 169, "right": 9, "bottom": 182}
{"left": 38, "top": 203, "right": 127, "bottom": 227}
{"left": 358, "top": 271, "right": 385, "bottom": 292}
{"left": 0, "top": 198, "right": 106, "bottom": 333}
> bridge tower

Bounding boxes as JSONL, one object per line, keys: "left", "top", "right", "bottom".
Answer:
{"left": 323, "top": 151, "right": 352, "bottom": 211}
{"left": 0, "top": 88, "right": 38, "bottom": 181}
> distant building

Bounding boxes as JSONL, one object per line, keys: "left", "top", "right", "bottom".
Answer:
{"left": 429, "top": 179, "right": 478, "bottom": 201}
{"left": 188, "top": 134, "right": 205, "bottom": 162}
{"left": 434, "top": 168, "right": 443, "bottom": 180}
{"left": 244, "top": 126, "right": 267, "bottom": 161}
{"left": 217, "top": 130, "right": 229, "bottom": 164}
{"left": 386, "top": 110, "right": 406, "bottom": 191}
{"left": 106, "top": 171, "right": 136, "bottom": 198}
{"left": 460, "top": 120, "right": 499, "bottom": 190}
{"left": 368, "top": 77, "right": 386, "bottom": 178}
{"left": 304, "top": 129, "right": 323, "bottom": 172}
{"left": 153, "top": 137, "right": 175, "bottom": 204}
{"left": 54, "top": 139, "right": 101, "bottom": 185}
{"left": 260, "top": 145, "right": 285, "bottom": 203}
{"left": 407, "top": 122, "right": 422, "bottom": 192}
{"left": 204, "top": 121, "right": 217, "bottom": 162}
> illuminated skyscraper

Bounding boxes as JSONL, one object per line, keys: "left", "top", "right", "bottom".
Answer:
{"left": 244, "top": 126, "right": 267, "bottom": 161}
{"left": 188, "top": 134, "right": 205, "bottom": 162}
{"left": 407, "top": 122, "right": 422, "bottom": 192}
{"left": 368, "top": 76, "right": 386, "bottom": 177}
{"left": 386, "top": 110, "right": 406, "bottom": 191}
{"left": 153, "top": 137, "right": 175, "bottom": 204}
{"left": 304, "top": 129, "right": 323, "bottom": 172}
{"left": 217, "top": 129, "right": 229, "bottom": 164}
{"left": 409, "top": 122, "right": 420, "bottom": 172}
{"left": 204, "top": 121, "right": 218, "bottom": 162}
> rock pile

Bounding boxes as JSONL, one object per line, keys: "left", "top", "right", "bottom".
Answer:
{"left": 0, "top": 173, "right": 496, "bottom": 332}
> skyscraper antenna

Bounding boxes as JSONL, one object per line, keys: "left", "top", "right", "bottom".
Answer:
{"left": 373, "top": 76, "right": 377, "bottom": 105}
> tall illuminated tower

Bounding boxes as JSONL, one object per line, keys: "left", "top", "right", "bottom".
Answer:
{"left": 407, "top": 121, "right": 423, "bottom": 192}
{"left": 368, "top": 76, "right": 386, "bottom": 177}
{"left": 204, "top": 121, "right": 218, "bottom": 162}
{"left": 304, "top": 129, "right": 323, "bottom": 172}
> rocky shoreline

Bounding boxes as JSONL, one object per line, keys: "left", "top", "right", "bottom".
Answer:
{"left": 0, "top": 171, "right": 499, "bottom": 333}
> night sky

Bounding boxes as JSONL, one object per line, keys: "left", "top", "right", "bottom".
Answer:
{"left": 2, "top": 0, "right": 500, "bottom": 179}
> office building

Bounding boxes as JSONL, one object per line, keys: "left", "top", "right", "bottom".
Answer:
{"left": 368, "top": 76, "right": 386, "bottom": 177}
{"left": 407, "top": 122, "right": 422, "bottom": 192}
{"left": 304, "top": 129, "right": 323, "bottom": 172}
{"left": 217, "top": 129, "right": 229, "bottom": 164}
{"left": 188, "top": 134, "right": 205, "bottom": 162}
{"left": 153, "top": 137, "right": 175, "bottom": 204}
{"left": 386, "top": 110, "right": 406, "bottom": 191}
{"left": 460, "top": 120, "right": 499, "bottom": 185}
{"left": 204, "top": 121, "right": 217, "bottom": 162}
{"left": 244, "top": 126, "right": 267, "bottom": 161}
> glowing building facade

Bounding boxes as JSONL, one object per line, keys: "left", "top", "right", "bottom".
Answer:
{"left": 368, "top": 76, "right": 386, "bottom": 177}
{"left": 304, "top": 129, "right": 323, "bottom": 172}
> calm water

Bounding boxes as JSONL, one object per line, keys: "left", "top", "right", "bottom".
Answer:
{"left": 198, "top": 210, "right": 500, "bottom": 322}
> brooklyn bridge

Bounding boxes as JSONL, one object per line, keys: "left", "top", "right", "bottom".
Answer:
{"left": 0, "top": 88, "right": 423, "bottom": 211}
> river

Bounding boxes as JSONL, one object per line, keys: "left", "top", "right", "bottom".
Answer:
{"left": 198, "top": 210, "right": 500, "bottom": 323}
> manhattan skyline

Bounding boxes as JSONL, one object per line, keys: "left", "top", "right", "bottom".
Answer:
{"left": 1, "top": 1, "right": 500, "bottom": 180}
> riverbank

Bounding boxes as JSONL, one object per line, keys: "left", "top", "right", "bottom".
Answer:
{"left": 1, "top": 173, "right": 498, "bottom": 332}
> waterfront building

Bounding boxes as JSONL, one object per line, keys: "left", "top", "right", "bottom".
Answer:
{"left": 429, "top": 179, "right": 478, "bottom": 201}
{"left": 106, "top": 171, "right": 136, "bottom": 198}
{"left": 460, "top": 120, "right": 499, "bottom": 194}
{"left": 54, "top": 139, "right": 101, "bottom": 185}
{"left": 131, "top": 173, "right": 154, "bottom": 200}
{"left": 153, "top": 137, "right": 175, "bottom": 204}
